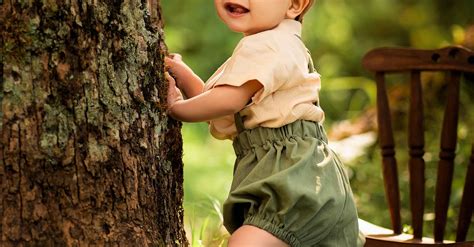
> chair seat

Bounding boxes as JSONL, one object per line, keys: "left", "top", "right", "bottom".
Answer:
{"left": 359, "top": 219, "right": 474, "bottom": 246}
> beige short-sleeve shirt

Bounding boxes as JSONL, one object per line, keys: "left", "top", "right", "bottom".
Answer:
{"left": 205, "top": 19, "right": 325, "bottom": 140}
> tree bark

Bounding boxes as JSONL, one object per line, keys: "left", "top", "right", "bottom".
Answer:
{"left": 0, "top": 0, "right": 187, "bottom": 246}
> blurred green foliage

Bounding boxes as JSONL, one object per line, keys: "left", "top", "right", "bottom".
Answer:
{"left": 161, "top": 0, "right": 473, "bottom": 245}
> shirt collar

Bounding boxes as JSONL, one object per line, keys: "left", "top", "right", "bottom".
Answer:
{"left": 273, "top": 19, "right": 302, "bottom": 36}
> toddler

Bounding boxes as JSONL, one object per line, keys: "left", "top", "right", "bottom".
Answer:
{"left": 165, "top": 0, "right": 362, "bottom": 246}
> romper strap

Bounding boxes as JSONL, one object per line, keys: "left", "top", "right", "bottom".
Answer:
{"left": 307, "top": 53, "right": 320, "bottom": 107}
{"left": 234, "top": 112, "right": 246, "bottom": 134}
{"left": 307, "top": 51, "right": 316, "bottom": 74}
{"left": 295, "top": 35, "right": 317, "bottom": 74}
{"left": 295, "top": 35, "right": 320, "bottom": 107}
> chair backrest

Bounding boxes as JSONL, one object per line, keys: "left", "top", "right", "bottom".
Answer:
{"left": 362, "top": 46, "right": 474, "bottom": 243}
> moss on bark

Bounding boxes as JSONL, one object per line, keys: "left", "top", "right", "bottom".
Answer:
{"left": 1, "top": 0, "right": 187, "bottom": 245}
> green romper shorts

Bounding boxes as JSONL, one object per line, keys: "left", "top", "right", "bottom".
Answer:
{"left": 223, "top": 119, "right": 361, "bottom": 247}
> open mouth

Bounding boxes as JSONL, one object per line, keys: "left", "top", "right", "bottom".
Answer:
{"left": 224, "top": 2, "right": 250, "bottom": 15}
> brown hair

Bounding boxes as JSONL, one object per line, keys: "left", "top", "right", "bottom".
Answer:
{"left": 296, "top": 0, "right": 315, "bottom": 22}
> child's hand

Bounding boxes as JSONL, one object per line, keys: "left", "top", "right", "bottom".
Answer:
{"left": 165, "top": 54, "right": 194, "bottom": 89}
{"left": 164, "top": 53, "right": 205, "bottom": 99}
{"left": 165, "top": 72, "right": 183, "bottom": 115}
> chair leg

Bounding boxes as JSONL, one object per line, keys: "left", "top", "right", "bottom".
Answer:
{"left": 456, "top": 145, "right": 474, "bottom": 242}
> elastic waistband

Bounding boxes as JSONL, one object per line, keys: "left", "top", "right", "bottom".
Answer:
{"left": 232, "top": 120, "right": 327, "bottom": 156}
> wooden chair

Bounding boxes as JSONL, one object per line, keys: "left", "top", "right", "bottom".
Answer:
{"left": 359, "top": 46, "right": 474, "bottom": 246}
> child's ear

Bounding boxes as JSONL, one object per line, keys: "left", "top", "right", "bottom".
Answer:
{"left": 286, "top": 0, "right": 311, "bottom": 20}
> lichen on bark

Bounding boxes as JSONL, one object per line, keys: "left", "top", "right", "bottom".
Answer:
{"left": 1, "top": 0, "right": 187, "bottom": 245}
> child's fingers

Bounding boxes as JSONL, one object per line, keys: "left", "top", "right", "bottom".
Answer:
{"left": 166, "top": 72, "right": 184, "bottom": 109}
{"left": 165, "top": 71, "right": 182, "bottom": 90}
{"left": 165, "top": 72, "right": 176, "bottom": 85}
{"left": 166, "top": 73, "right": 176, "bottom": 95}
{"left": 169, "top": 53, "right": 182, "bottom": 61}
{"left": 165, "top": 54, "right": 183, "bottom": 67}
{"left": 164, "top": 57, "right": 174, "bottom": 67}
{"left": 164, "top": 56, "right": 181, "bottom": 74}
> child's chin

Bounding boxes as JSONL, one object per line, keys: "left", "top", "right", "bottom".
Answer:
{"left": 228, "top": 27, "right": 246, "bottom": 34}
{"left": 227, "top": 25, "right": 256, "bottom": 35}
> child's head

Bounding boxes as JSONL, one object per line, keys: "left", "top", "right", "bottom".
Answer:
{"left": 214, "top": 0, "right": 314, "bottom": 36}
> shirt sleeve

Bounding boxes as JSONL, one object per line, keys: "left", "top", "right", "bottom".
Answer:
{"left": 212, "top": 34, "right": 288, "bottom": 104}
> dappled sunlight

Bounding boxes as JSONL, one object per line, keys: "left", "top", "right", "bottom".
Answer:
{"left": 161, "top": 0, "right": 473, "bottom": 245}
{"left": 329, "top": 131, "right": 377, "bottom": 165}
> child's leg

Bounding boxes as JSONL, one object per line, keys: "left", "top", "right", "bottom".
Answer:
{"left": 228, "top": 225, "right": 289, "bottom": 247}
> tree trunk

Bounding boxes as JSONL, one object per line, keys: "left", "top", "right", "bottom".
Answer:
{"left": 0, "top": 0, "right": 187, "bottom": 246}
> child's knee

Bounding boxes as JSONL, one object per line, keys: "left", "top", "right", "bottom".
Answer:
{"left": 228, "top": 225, "right": 289, "bottom": 247}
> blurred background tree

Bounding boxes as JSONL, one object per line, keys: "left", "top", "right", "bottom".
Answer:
{"left": 161, "top": 0, "right": 474, "bottom": 245}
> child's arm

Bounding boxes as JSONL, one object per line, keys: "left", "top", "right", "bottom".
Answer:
{"left": 165, "top": 55, "right": 204, "bottom": 98}
{"left": 166, "top": 73, "right": 262, "bottom": 122}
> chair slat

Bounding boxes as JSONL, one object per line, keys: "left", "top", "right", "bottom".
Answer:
{"left": 456, "top": 146, "right": 474, "bottom": 242}
{"left": 375, "top": 72, "right": 402, "bottom": 234}
{"left": 434, "top": 72, "right": 461, "bottom": 242}
{"left": 408, "top": 71, "right": 425, "bottom": 239}
{"left": 363, "top": 46, "right": 474, "bottom": 73}
{"left": 362, "top": 46, "right": 474, "bottom": 246}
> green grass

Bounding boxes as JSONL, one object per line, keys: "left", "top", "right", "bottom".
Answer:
{"left": 181, "top": 122, "right": 233, "bottom": 246}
